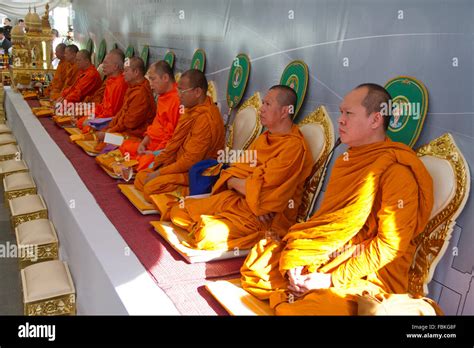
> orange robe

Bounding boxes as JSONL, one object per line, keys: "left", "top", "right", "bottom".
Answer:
{"left": 134, "top": 96, "right": 224, "bottom": 201}
{"left": 83, "top": 79, "right": 106, "bottom": 104}
{"left": 45, "top": 59, "right": 69, "bottom": 100}
{"left": 61, "top": 63, "right": 79, "bottom": 95}
{"left": 119, "top": 84, "right": 180, "bottom": 170}
{"left": 104, "top": 78, "right": 156, "bottom": 138}
{"left": 61, "top": 65, "right": 102, "bottom": 103}
{"left": 240, "top": 138, "right": 434, "bottom": 315}
{"left": 169, "top": 125, "right": 313, "bottom": 250}
{"left": 78, "top": 74, "right": 128, "bottom": 132}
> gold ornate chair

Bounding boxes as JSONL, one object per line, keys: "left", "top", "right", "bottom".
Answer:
{"left": 0, "top": 144, "right": 20, "bottom": 161}
{"left": 409, "top": 133, "right": 470, "bottom": 297}
{"left": 207, "top": 80, "right": 218, "bottom": 104}
{"left": 0, "top": 159, "right": 29, "bottom": 180}
{"left": 0, "top": 124, "right": 11, "bottom": 134}
{"left": 21, "top": 260, "right": 76, "bottom": 315}
{"left": 296, "top": 105, "right": 335, "bottom": 222}
{"left": 0, "top": 133, "right": 17, "bottom": 146}
{"left": 15, "top": 219, "right": 59, "bottom": 269}
{"left": 226, "top": 92, "right": 262, "bottom": 151}
{"left": 9, "top": 194, "right": 48, "bottom": 228}
{"left": 3, "top": 171, "right": 37, "bottom": 201}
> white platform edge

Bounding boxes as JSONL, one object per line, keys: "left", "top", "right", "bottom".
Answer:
{"left": 5, "top": 87, "right": 179, "bottom": 315}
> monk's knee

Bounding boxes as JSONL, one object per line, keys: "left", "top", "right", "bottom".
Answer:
{"left": 170, "top": 204, "right": 193, "bottom": 229}
{"left": 134, "top": 171, "right": 147, "bottom": 190}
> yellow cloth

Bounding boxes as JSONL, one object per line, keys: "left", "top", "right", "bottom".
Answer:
{"left": 169, "top": 124, "right": 313, "bottom": 250}
{"left": 241, "top": 138, "right": 434, "bottom": 315}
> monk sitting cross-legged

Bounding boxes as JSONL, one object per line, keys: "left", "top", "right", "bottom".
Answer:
{"left": 167, "top": 85, "right": 314, "bottom": 251}
{"left": 118, "top": 60, "right": 180, "bottom": 171}
{"left": 49, "top": 44, "right": 79, "bottom": 102}
{"left": 240, "top": 83, "right": 435, "bottom": 315}
{"left": 77, "top": 49, "right": 128, "bottom": 133}
{"left": 90, "top": 57, "right": 155, "bottom": 150}
{"left": 133, "top": 69, "right": 225, "bottom": 204}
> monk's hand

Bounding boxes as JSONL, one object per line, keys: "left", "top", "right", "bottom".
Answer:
{"left": 288, "top": 268, "right": 332, "bottom": 297}
{"left": 287, "top": 266, "right": 305, "bottom": 296}
{"left": 145, "top": 170, "right": 160, "bottom": 184}
{"left": 137, "top": 142, "right": 147, "bottom": 155}
{"left": 228, "top": 177, "right": 247, "bottom": 196}
{"left": 96, "top": 132, "right": 105, "bottom": 142}
{"left": 258, "top": 212, "right": 276, "bottom": 225}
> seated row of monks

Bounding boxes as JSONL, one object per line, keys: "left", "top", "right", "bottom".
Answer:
{"left": 46, "top": 45, "right": 435, "bottom": 315}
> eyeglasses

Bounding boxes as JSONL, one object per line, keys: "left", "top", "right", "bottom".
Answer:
{"left": 177, "top": 87, "right": 195, "bottom": 94}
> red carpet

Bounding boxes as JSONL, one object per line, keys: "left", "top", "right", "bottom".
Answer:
{"left": 28, "top": 101, "right": 242, "bottom": 315}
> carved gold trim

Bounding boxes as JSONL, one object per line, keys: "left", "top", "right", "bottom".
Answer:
{"left": 25, "top": 293, "right": 76, "bottom": 316}
{"left": 0, "top": 154, "right": 17, "bottom": 161}
{"left": 207, "top": 80, "right": 218, "bottom": 104}
{"left": 226, "top": 92, "right": 263, "bottom": 150}
{"left": 409, "top": 133, "right": 470, "bottom": 297}
{"left": 0, "top": 140, "right": 16, "bottom": 146}
{"left": 0, "top": 169, "right": 29, "bottom": 180}
{"left": 4, "top": 187, "right": 37, "bottom": 202}
{"left": 19, "top": 242, "right": 58, "bottom": 269}
{"left": 11, "top": 210, "right": 48, "bottom": 229}
{"left": 296, "top": 105, "right": 335, "bottom": 222}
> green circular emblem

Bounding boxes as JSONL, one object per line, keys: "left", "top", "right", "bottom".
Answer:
{"left": 190, "top": 49, "right": 206, "bottom": 72}
{"left": 280, "top": 60, "right": 308, "bottom": 118}
{"left": 232, "top": 65, "right": 243, "bottom": 88}
{"left": 164, "top": 51, "right": 175, "bottom": 69}
{"left": 141, "top": 45, "right": 149, "bottom": 69}
{"left": 385, "top": 76, "right": 429, "bottom": 147}
{"left": 389, "top": 96, "right": 411, "bottom": 132}
{"left": 286, "top": 74, "right": 299, "bottom": 93}
{"left": 86, "top": 38, "right": 94, "bottom": 54}
{"left": 125, "top": 45, "right": 135, "bottom": 58}
{"left": 227, "top": 53, "right": 251, "bottom": 109}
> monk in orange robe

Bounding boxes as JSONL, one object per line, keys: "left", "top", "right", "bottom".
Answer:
{"left": 56, "top": 45, "right": 79, "bottom": 98}
{"left": 133, "top": 69, "right": 225, "bottom": 201}
{"left": 47, "top": 44, "right": 78, "bottom": 101}
{"left": 119, "top": 60, "right": 180, "bottom": 171}
{"left": 168, "top": 85, "right": 314, "bottom": 250}
{"left": 77, "top": 49, "right": 128, "bottom": 132}
{"left": 94, "top": 56, "right": 155, "bottom": 141}
{"left": 240, "top": 83, "right": 435, "bottom": 315}
{"left": 58, "top": 49, "right": 102, "bottom": 103}
{"left": 44, "top": 44, "right": 67, "bottom": 100}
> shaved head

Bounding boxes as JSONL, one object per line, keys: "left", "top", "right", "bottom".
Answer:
{"left": 77, "top": 49, "right": 92, "bottom": 62}
{"left": 127, "top": 56, "right": 146, "bottom": 76}
{"left": 181, "top": 69, "right": 208, "bottom": 93}
{"left": 355, "top": 83, "right": 392, "bottom": 131}
{"left": 55, "top": 43, "right": 66, "bottom": 60}
{"left": 65, "top": 44, "right": 79, "bottom": 54}
{"left": 269, "top": 85, "right": 297, "bottom": 117}
{"left": 150, "top": 60, "right": 175, "bottom": 82}
{"left": 107, "top": 48, "right": 125, "bottom": 70}
{"left": 56, "top": 43, "right": 66, "bottom": 53}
